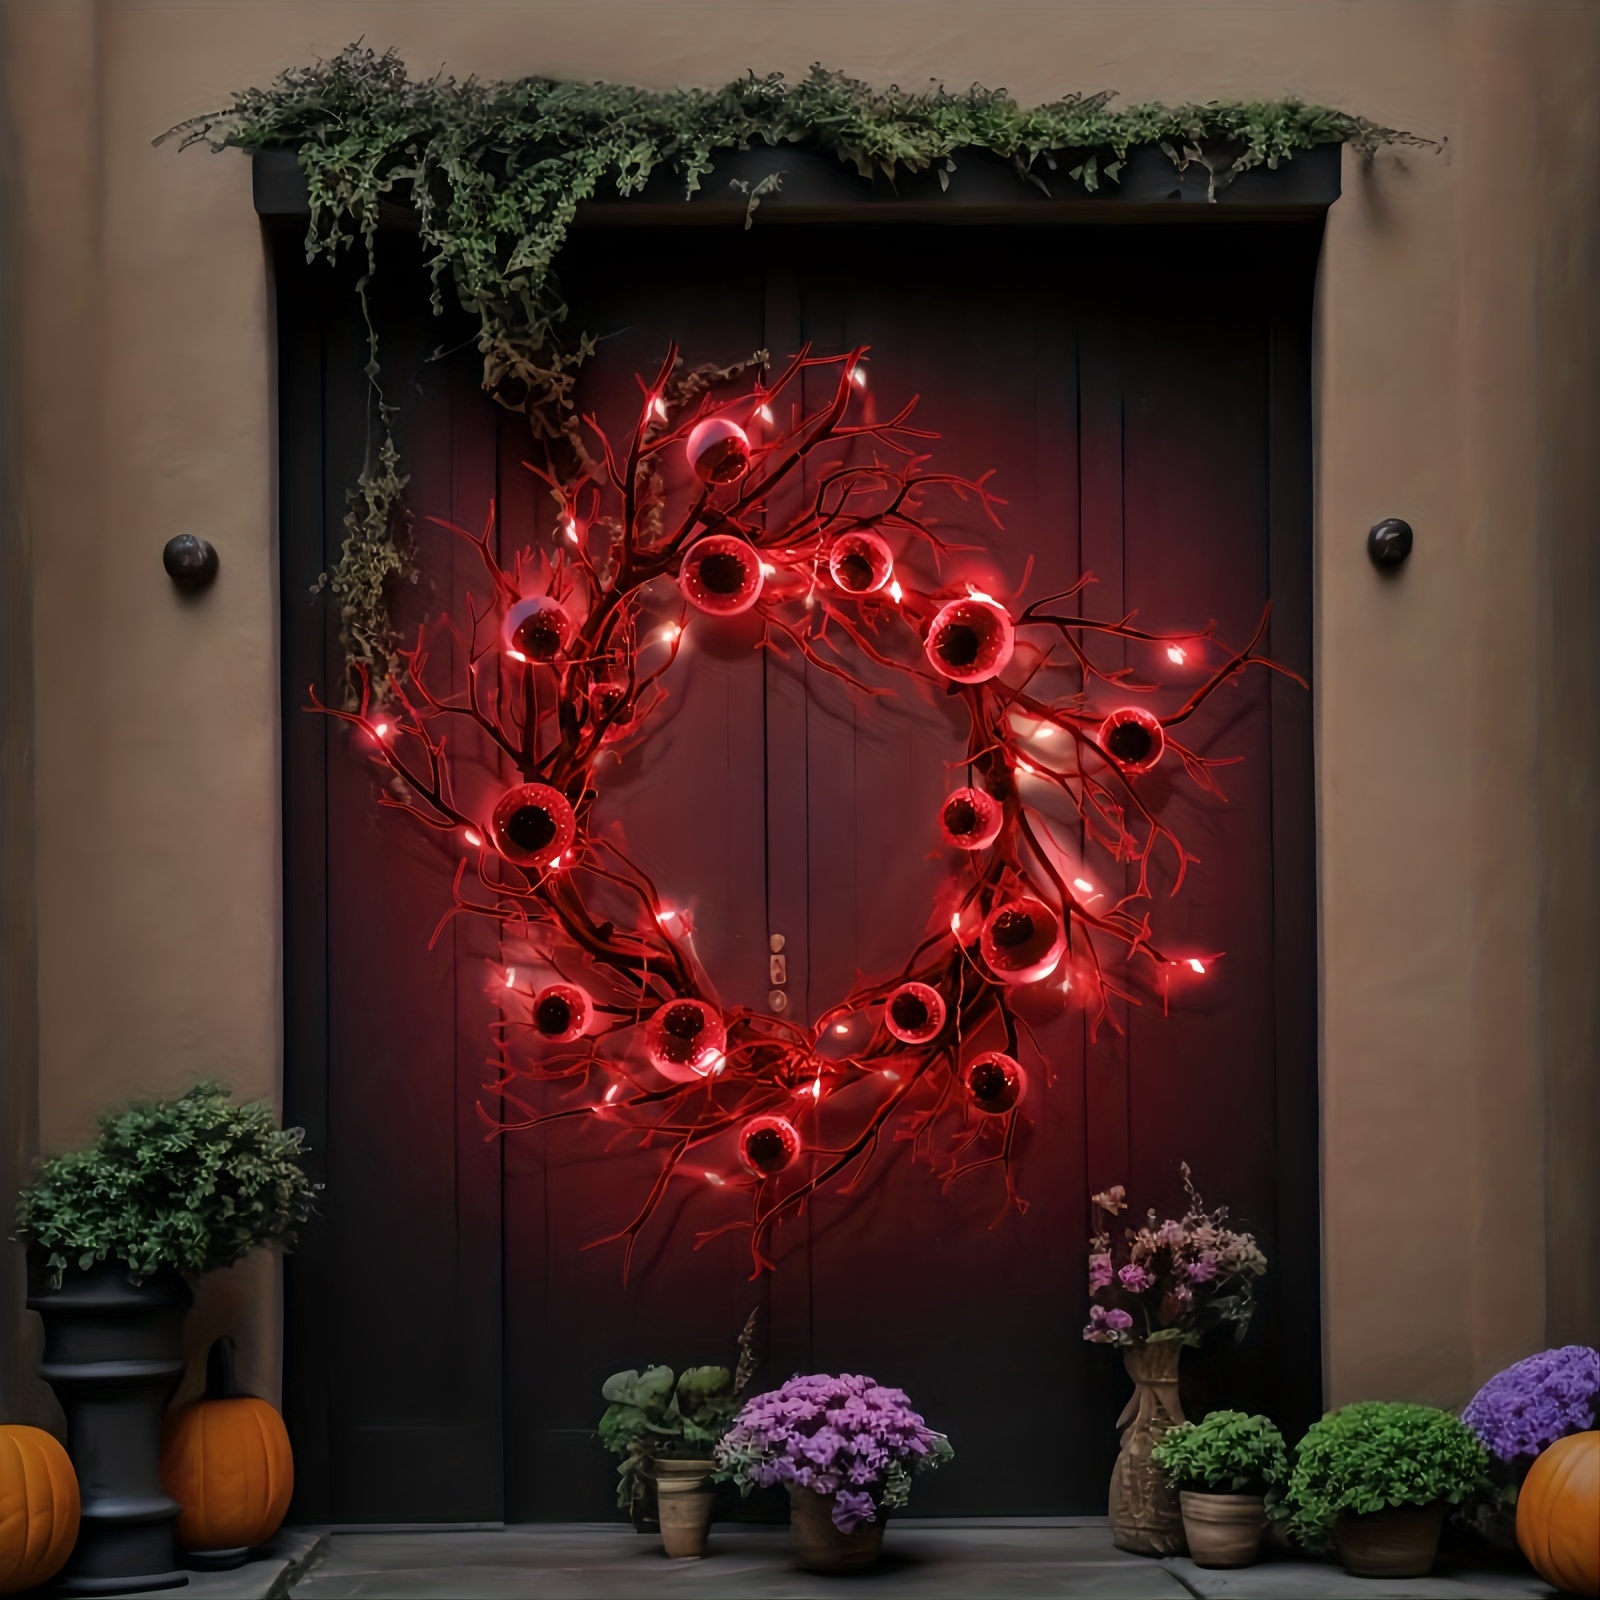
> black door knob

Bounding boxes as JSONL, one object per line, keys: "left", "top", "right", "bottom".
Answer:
{"left": 1367, "top": 518, "right": 1413, "bottom": 570}
{"left": 163, "top": 534, "right": 219, "bottom": 590}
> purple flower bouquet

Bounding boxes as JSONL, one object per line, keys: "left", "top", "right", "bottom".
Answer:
{"left": 1454, "top": 1344, "right": 1600, "bottom": 1552}
{"left": 714, "top": 1373, "right": 953, "bottom": 1532}
{"left": 1463, "top": 1345, "right": 1600, "bottom": 1464}
{"left": 1084, "top": 1164, "right": 1267, "bottom": 1348}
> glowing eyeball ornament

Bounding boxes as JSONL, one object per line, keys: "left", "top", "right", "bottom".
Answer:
{"left": 685, "top": 417, "right": 752, "bottom": 485}
{"left": 738, "top": 1114, "right": 801, "bottom": 1177}
{"left": 939, "top": 786, "right": 1004, "bottom": 851}
{"left": 679, "top": 534, "right": 764, "bottom": 616}
{"left": 502, "top": 595, "right": 574, "bottom": 663}
{"left": 490, "top": 782, "right": 577, "bottom": 870}
{"left": 827, "top": 531, "right": 894, "bottom": 595}
{"left": 883, "top": 982, "right": 947, "bottom": 1045}
{"left": 588, "top": 680, "right": 636, "bottom": 744}
{"left": 1098, "top": 706, "right": 1166, "bottom": 774}
{"left": 979, "top": 896, "right": 1066, "bottom": 985}
{"left": 963, "top": 1051, "right": 1027, "bottom": 1115}
{"left": 530, "top": 983, "right": 592, "bottom": 1044}
{"left": 643, "top": 998, "right": 728, "bottom": 1082}
{"left": 924, "top": 597, "right": 1016, "bottom": 684}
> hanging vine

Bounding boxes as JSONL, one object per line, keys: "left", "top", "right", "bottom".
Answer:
{"left": 164, "top": 44, "right": 1423, "bottom": 693}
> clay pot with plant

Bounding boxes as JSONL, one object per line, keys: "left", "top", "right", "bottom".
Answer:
{"left": 15, "top": 1084, "right": 317, "bottom": 1596}
{"left": 1278, "top": 1402, "right": 1491, "bottom": 1579}
{"left": 714, "top": 1373, "right": 952, "bottom": 1573}
{"left": 596, "top": 1312, "right": 757, "bottom": 1558}
{"left": 1151, "top": 1411, "right": 1287, "bottom": 1568}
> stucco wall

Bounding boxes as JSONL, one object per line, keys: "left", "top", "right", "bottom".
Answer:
{"left": 3, "top": 0, "right": 1596, "bottom": 1424}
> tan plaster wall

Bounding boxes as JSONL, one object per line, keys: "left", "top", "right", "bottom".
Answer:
{"left": 3, "top": 0, "right": 1596, "bottom": 1417}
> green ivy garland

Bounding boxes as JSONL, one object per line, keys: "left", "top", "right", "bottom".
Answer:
{"left": 165, "top": 45, "right": 1422, "bottom": 693}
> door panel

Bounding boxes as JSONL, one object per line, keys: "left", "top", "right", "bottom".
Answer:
{"left": 280, "top": 222, "right": 1319, "bottom": 1522}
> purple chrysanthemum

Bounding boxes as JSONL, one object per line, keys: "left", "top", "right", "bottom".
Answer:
{"left": 714, "top": 1373, "right": 952, "bottom": 1532}
{"left": 1462, "top": 1345, "right": 1600, "bottom": 1462}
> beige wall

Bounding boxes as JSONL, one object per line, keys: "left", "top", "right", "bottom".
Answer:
{"left": 3, "top": 0, "right": 1596, "bottom": 1423}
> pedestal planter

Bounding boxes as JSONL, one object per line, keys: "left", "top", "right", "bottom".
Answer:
{"left": 787, "top": 1486, "right": 886, "bottom": 1572}
{"left": 651, "top": 1459, "right": 714, "bottom": 1558}
{"left": 1109, "top": 1342, "right": 1187, "bottom": 1556}
{"left": 1178, "top": 1492, "right": 1268, "bottom": 1568}
{"left": 27, "top": 1259, "right": 192, "bottom": 1594}
{"left": 1335, "top": 1503, "right": 1446, "bottom": 1578}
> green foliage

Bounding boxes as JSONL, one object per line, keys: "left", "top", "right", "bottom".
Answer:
{"left": 163, "top": 45, "right": 1425, "bottom": 693}
{"left": 598, "top": 1364, "right": 743, "bottom": 1509}
{"left": 1277, "top": 1402, "right": 1491, "bottom": 1550}
{"left": 1151, "top": 1410, "right": 1288, "bottom": 1494}
{"left": 16, "top": 1083, "right": 319, "bottom": 1283}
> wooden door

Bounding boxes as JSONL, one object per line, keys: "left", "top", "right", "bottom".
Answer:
{"left": 279, "top": 220, "right": 1319, "bottom": 1523}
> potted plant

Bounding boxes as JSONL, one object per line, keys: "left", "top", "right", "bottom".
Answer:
{"left": 1150, "top": 1411, "right": 1287, "bottom": 1567}
{"left": 1084, "top": 1165, "right": 1268, "bottom": 1556}
{"left": 1458, "top": 1344, "right": 1600, "bottom": 1556}
{"left": 715, "top": 1373, "right": 952, "bottom": 1573}
{"left": 15, "top": 1083, "right": 317, "bottom": 1595}
{"left": 597, "top": 1365, "right": 743, "bottom": 1557}
{"left": 1278, "top": 1401, "right": 1491, "bottom": 1577}
{"left": 595, "top": 1309, "right": 757, "bottom": 1558}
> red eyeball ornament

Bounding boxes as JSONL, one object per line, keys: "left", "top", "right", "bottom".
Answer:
{"left": 1098, "top": 706, "right": 1165, "bottom": 774}
{"left": 827, "top": 531, "right": 894, "bottom": 595}
{"left": 883, "top": 982, "right": 947, "bottom": 1045}
{"left": 531, "top": 983, "right": 591, "bottom": 1044}
{"left": 643, "top": 998, "right": 728, "bottom": 1082}
{"left": 679, "top": 535, "right": 764, "bottom": 616}
{"left": 963, "top": 1051, "right": 1026, "bottom": 1115}
{"left": 938, "top": 786, "right": 1004, "bottom": 851}
{"left": 738, "top": 1115, "right": 801, "bottom": 1177}
{"left": 491, "top": 783, "right": 577, "bottom": 870}
{"left": 502, "top": 595, "right": 574, "bottom": 663}
{"left": 924, "top": 597, "right": 1015, "bottom": 684}
{"left": 979, "top": 896, "right": 1066, "bottom": 985}
{"left": 685, "top": 417, "right": 752, "bottom": 485}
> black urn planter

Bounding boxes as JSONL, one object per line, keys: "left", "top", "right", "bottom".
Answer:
{"left": 27, "top": 1257, "right": 193, "bottom": 1594}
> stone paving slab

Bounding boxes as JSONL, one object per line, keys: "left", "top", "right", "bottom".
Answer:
{"left": 1166, "top": 1553, "right": 1557, "bottom": 1598}
{"left": 92, "top": 1530, "right": 329, "bottom": 1600}
{"left": 288, "top": 1524, "right": 1193, "bottom": 1598}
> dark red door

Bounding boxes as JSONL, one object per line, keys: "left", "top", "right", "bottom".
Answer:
{"left": 280, "top": 220, "right": 1318, "bottom": 1523}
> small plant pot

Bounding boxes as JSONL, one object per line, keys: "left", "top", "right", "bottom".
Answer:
{"left": 787, "top": 1485, "right": 886, "bottom": 1573}
{"left": 1335, "top": 1503, "right": 1446, "bottom": 1578}
{"left": 1178, "top": 1492, "right": 1268, "bottom": 1568}
{"left": 651, "top": 1459, "right": 715, "bottom": 1559}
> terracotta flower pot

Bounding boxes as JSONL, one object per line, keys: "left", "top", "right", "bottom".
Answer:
{"left": 1178, "top": 1491, "right": 1268, "bottom": 1568}
{"left": 787, "top": 1484, "right": 886, "bottom": 1572}
{"left": 651, "top": 1459, "right": 714, "bottom": 1559}
{"left": 1335, "top": 1503, "right": 1446, "bottom": 1578}
{"left": 1109, "top": 1341, "right": 1187, "bottom": 1556}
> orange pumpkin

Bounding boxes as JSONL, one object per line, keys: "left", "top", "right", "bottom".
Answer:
{"left": 0, "top": 1424, "right": 79, "bottom": 1595}
{"left": 1517, "top": 1430, "right": 1599, "bottom": 1597}
{"left": 161, "top": 1338, "right": 293, "bottom": 1555}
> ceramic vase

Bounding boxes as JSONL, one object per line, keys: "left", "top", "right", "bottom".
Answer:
{"left": 1178, "top": 1491, "right": 1268, "bottom": 1567}
{"left": 787, "top": 1485, "right": 886, "bottom": 1572}
{"left": 1335, "top": 1503, "right": 1446, "bottom": 1578}
{"left": 651, "top": 1458, "right": 715, "bottom": 1558}
{"left": 27, "top": 1258, "right": 192, "bottom": 1594}
{"left": 1108, "top": 1340, "right": 1187, "bottom": 1556}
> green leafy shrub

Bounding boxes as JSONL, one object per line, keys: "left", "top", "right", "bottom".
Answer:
{"left": 16, "top": 1083, "right": 319, "bottom": 1282}
{"left": 1152, "top": 1411, "right": 1288, "bottom": 1495}
{"left": 598, "top": 1366, "right": 743, "bottom": 1509}
{"left": 1278, "top": 1402, "right": 1491, "bottom": 1549}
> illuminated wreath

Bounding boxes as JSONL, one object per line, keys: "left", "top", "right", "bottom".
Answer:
{"left": 313, "top": 346, "right": 1294, "bottom": 1275}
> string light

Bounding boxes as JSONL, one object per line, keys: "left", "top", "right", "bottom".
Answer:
{"left": 506, "top": 649, "right": 528, "bottom": 663}
{"left": 888, "top": 579, "right": 904, "bottom": 602}
{"left": 373, "top": 722, "right": 389, "bottom": 738}
{"left": 1073, "top": 877, "right": 1094, "bottom": 894}
{"left": 757, "top": 403, "right": 774, "bottom": 424}
{"left": 849, "top": 366, "right": 867, "bottom": 389}
{"left": 464, "top": 828, "right": 483, "bottom": 848}
{"left": 503, "top": 968, "right": 516, "bottom": 988}
{"left": 650, "top": 396, "right": 667, "bottom": 421}
{"left": 1187, "top": 957, "right": 1207, "bottom": 975}
{"left": 1167, "top": 644, "right": 1187, "bottom": 665}
{"left": 561, "top": 516, "right": 580, "bottom": 544}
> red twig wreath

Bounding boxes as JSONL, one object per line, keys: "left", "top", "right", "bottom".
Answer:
{"left": 312, "top": 344, "right": 1297, "bottom": 1277}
